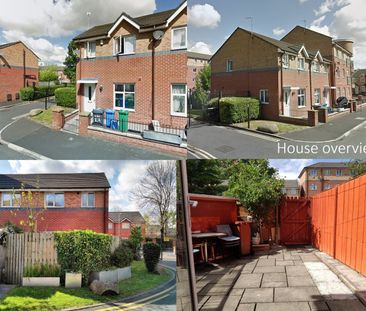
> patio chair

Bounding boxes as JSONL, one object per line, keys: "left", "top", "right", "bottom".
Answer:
{"left": 216, "top": 224, "right": 241, "bottom": 258}
{"left": 193, "top": 243, "right": 205, "bottom": 263}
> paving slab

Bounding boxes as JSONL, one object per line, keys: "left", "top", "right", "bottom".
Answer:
{"left": 305, "top": 262, "right": 329, "bottom": 271}
{"left": 253, "top": 266, "right": 285, "bottom": 274}
{"left": 275, "top": 286, "right": 322, "bottom": 302}
{"left": 236, "top": 303, "right": 256, "bottom": 311}
{"left": 286, "top": 266, "right": 311, "bottom": 276}
{"left": 288, "top": 275, "right": 315, "bottom": 287}
{"left": 200, "top": 284, "right": 232, "bottom": 296}
{"left": 255, "top": 302, "right": 311, "bottom": 311}
{"left": 234, "top": 274, "right": 262, "bottom": 289}
{"left": 200, "top": 296, "right": 226, "bottom": 310}
{"left": 308, "top": 301, "right": 329, "bottom": 311}
{"left": 308, "top": 270, "right": 341, "bottom": 283}
{"left": 262, "top": 273, "right": 287, "bottom": 288}
{"left": 316, "top": 281, "right": 354, "bottom": 299}
{"left": 257, "top": 259, "right": 276, "bottom": 266}
{"left": 242, "top": 261, "right": 257, "bottom": 273}
{"left": 222, "top": 295, "right": 241, "bottom": 310}
{"left": 326, "top": 299, "right": 366, "bottom": 311}
{"left": 241, "top": 288, "right": 274, "bottom": 303}
{"left": 276, "top": 260, "right": 294, "bottom": 266}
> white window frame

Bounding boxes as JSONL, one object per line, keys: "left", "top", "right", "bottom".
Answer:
{"left": 108, "top": 223, "right": 113, "bottom": 230}
{"left": 324, "top": 184, "right": 332, "bottom": 190}
{"left": 121, "top": 222, "right": 130, "bottom": 230}
{"left": 171, "top": 26, "right": 187, "bottom": 50}
{"left": 1, "top": 192, "right": 21, "bottom": 207}
{"left": 314, "top": 88, "right": 321, "bottom": 105}
{"left": 324, "top": 169, "right": 331, "bottom": 176}
{"left": 310, "top": 183, "right": 318, "bottom": 191}
{"left": 282, "top": 54, "right": 289, "bottom": 68}
{"left": 113, "top": 35, "right": 136, "bottom": 55}
{"left": 310, "top": 169, "right": 317, "bottom": 176}
{"left": 171, "top": 84, "right": 187, "bottom": 117}
{"left": 298, "top": 89, "right": 306, "bottom": 107}
{"left": 298, "top": 57, "right": 305, "bottom": 70}
{"left": 45, "top": 192, "right": 64, "bottom": 208}
{"left": 85, "top": 41, "right": 96, "bottom": 58}
{"left": 113, "top": 83, "right": 136, "bottom": 111}
{"left": 81, "top": 192, "right": 95, "bottom": 208}
{"left": 226, "top": 60, "right": 233, "bottom": 72}
{"left": 259, "top": 89, "right": 269, "bottom": 104}
{"left": 336, "top": 169, "right": 342, "bottom": 176}
{"left": 312, "top": 61, "right": 320, "bottom": 72}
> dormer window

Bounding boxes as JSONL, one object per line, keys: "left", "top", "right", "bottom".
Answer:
{"left": 172, "top": 27, "right": 187, "bottom": 50}
{"left": 86, "top": 41, "right": 96, "bottom": 58}
{"left": 282, "top": 54, "right": 289, "bottom": 68}
{"left": 298, "top": 57, "right": 305, "bottom": 70}
{"left": 312, "top": 61, "right": 320, "bottom": 72}
{"left": 114, "top": 35, "right": 136, "bottom": 55}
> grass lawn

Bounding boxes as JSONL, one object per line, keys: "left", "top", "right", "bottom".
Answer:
{"left": 190, "top": 109, "right": 203, "bottom": 120}
{"left": 0, "top": 261, "right": 171, "bottom": 311}
{"left": 31, "top": 106, "right": 75, "bottom": 127}
{"left": 234, "top": 120, "right": 309, "bottom": 134}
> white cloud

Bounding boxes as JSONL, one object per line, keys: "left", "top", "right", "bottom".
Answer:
{"left": 270, "top": 160, "right": 315, "bottom": 180}
{"left": 189, "top": 41, "right": 212, "bottom": 54}
{"left": 0, "top": 0, "right": 156, "bottom": 38}
{"left": 188, "top": 4, "right": 221, "bottom": 29}
{"left": 299, "top": 0, "right": 309, "bottom": 3}
{"left": 309, "top": 25, "right": 331, "bottom": 36}
{"left": 273, "top": 27, "right": 286, "bottom": 36}
{"left": 314, "top": 0, "right": 350, "bottom": 16}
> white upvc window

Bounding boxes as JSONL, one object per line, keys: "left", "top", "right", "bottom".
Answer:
{"left": 86, "top": 41, "right": 96, "bottom": 58}
{"left": 108, "top": 223, "right": 113, "bottom": 230}
{"left": 114, "top": 84, "right": 135, "bottom": 111}
{"left": 310, "top": 183, "right": 318, "bottom": 191}
{"left": 171, "top": 84, "right": 187, "bottom": 117}
{"left": 298, "top": 57, "right": 305, "bottom": 70}
{"left": 226, "top": 60, "right": 233, "bottom": 72}
{"left": 336, "top": 169, "right": 343, "bottom": 176}
{"left": 310, "top": 169, "right": 318, "bottom": 177}
{"left": 324, "top": 169, "right": 331, "bottom": 176}
{"left": 314, "top": 88, "right": 321, "bottom": 105}
{"left": 298, "top": 89, "right": 306, "bottom": 107}
{"left": 82, "top": 192, "right": 95, "bottom": 208}
{"left": 324, "top": 184, "right": 332, "bottom": 190}
{"left": 1, "top": 192, "right": 21, "bottom": 207}
{"left": 45, "top": 192, "right": 64, "bottom": 208}
{"left": 259, "top": 89, "right": 269, "bottom": 104}
{"left": 282, "top": 54, "right": 289, "bottom": 68}
{"left": 312, "top": 61, "right": 320, "bottom": 72}
{"left": 114, "top": 35, "right": 136, "bottom": 55}
{"left": 172, "top": 27, "right": 187, "bottom": 50}
{"left": 122, "top": 222, "right": 130, "bottom": 230}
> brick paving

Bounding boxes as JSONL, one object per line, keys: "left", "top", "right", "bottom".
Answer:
{"left": 195, "top": 246, "right": 366, "bottom": 311}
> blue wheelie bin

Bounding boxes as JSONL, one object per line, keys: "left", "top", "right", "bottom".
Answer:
{"left": 105, "top": 109, "right": 115, "bottom": 128}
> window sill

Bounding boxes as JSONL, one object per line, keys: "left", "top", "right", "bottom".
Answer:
{"left": 113, "top": 107, "right": 136, "bottom": 112}
{"left": 261, "top": 102, "right": 269, "bottom": 105}
{"left": 115, "top": 52, "right": 136, "bottom": 56}
{"left": 171, "top": 47, "right": 187, "bottom": 51}
{"left": 298, "top": 106, "right": 307, "bottom": 109}
{"left": 171, "top": 112, "right": 187, "bottom": 117}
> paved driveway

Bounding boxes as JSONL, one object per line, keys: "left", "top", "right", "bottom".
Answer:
{"left": 196, "top": 247, "right": 366, "bottom": 311}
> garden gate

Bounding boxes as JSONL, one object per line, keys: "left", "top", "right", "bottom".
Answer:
{"left": 280, "top": 197, "right": 311, "bottom": 245}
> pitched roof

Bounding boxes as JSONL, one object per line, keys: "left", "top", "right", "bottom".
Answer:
{"left": 298, "top": 162, "right": 348, "bottom": 178}
{"left": 353, "top": 69, "right": 366, "bottom": 78}
{"left": 284, "top": 180, "right": 299, "bottom": 188}
{"left": 0, "top": 41, "right": 40, "bottom": 60}
{"left": 74, "top": 1, "right": 186, "bottom": 41}
{"left": 0, "top": 173, "right": 110, "bottom": 190}
{"left": 282, "top": 25, "right": 333, "bottom": 41}
{"left": 187, "top": 51, "right": 211, "bottom": 60}
{"left": 109, "top": 211, "right": 145, "bottom": 224}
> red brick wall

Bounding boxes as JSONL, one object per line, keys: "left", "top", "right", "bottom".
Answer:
{"left": 0, "top": 67, "right": 38, "bottom": 103}
{"left": 0, "top": 190, "right": 108, "bottom": 233}
{"left": 76, "top": 52, "right": 187, "bottom": 129}
{"left": 108, "top": 220, "right": 146, "bottom": 238}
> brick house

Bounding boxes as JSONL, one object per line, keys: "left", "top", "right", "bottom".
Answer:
{"left": 0, "top": 173, "right": 110, "bottom": 233}
{"left": 282, "top": 180, "right": 300, "bottom": 197}
{"left": 187, "top": 52, "right": 211, "bottom": 90}
{"left": 0, "top": 41, "right": 39, "bottom": 103}
{"left": 353, "top": 69, "right": 366, "bottom": 96}
{"left": 298, "top": 162, "right": 353, "bottom": 197}
{"left": 108, "top": 211, "right": 145, "bottom": 238}
{"left": 211, "top": 27, "right": 349, "bottom": 121}
{"left": 282, "top": 26, "right": 353, "bottom": 104}
{"left": 73, "top": 1, "right": 187, "bottom": 130}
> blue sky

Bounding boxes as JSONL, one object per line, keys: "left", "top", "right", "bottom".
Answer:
{"left": 188, "top": 0, "right": 366, "bottom": 68}
{"left": 0, "top": 160, "right": 156, "bottom": 213}
{"left": 0, "top": 0, "right": 182, "bottom": 65}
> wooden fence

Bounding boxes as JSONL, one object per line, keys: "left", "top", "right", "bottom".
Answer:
{"left": 4, "top": 232, "right": 124, "bottom": 285}
{"left": 311, "top": 174, "right": 366, "bottom": 276}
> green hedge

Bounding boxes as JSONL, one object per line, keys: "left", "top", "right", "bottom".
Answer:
{"left": 143, "top": 242, "right": 161, "bottom": 273}
{"left": 110, "top": 241, "right": 134, "bottom": 268}
{"left": 19, "top": 85, "right": 65, "bottom": 101}
{"left": 204, "top": 97, "right": 260, "bottom": 124}
{"left": 55, "top": 87, "right": 76, "bottom": 108}
{"left": 54, "top": 230, "right": 111, "bottom": 285}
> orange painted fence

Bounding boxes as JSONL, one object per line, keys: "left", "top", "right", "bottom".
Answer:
{"left": 311, "top": 174, "right": 366, "bottom": 276}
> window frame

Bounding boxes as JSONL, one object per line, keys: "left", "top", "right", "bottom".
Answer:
{"left": 121, "top": 222, "right": 131, "bottom": 230}
{"left": 108, "top": 223, "right": 113, "bottom": 230}
{"left": 1, "top": 192, "right": 21, "bottom": 207}
{"left": 113, "top": 35, "right": 136, "bottom": 56}
{"left": 298, "top": 89, "right": 306, "bottom": 107}
{"left": 81, "top": 192, "right": 95, "bottom": 208}
{"left": 310, "top": 183, "right": 318, "bottom": 191}
{"left": 171, "top": 84, "right": 187, "bottom": 117}
{"left": 45, "top": 192, "right": 65, "bottom": 208}
{"left": 86, "top": 41, "right": 96, "bottom": 58}
{"left": 226, "top": 60, "right": 233, "bottom": 72}
{"left": 297, "top": 57, "right": 305, "bottom": 70}
{"left": 259, "top": 89, "right": 269, "bottom": 104}
{"left": 312, "top": 61, "right": 320, "bottom": 73}
{"left": 309, "top": 169, "right": 318, "bottom": 177}
{"left": 282, "top": 54, "right": 289, "bottom": 68}
{"left": 314, "top": 88, "right": 321, "bottom": 105}
{"left": 336, "top": 169, "right": 343, "bottom": 176}
{"left": 171, "top": 26, "right": 187, "bottom": 50}
{"left": 113, "top": 83, "right": 136, "bottom": 111}
{"left": 324, "top": 184, "right": 332, "bottom": 190}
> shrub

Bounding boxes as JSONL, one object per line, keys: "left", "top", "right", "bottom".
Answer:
{"left": 128, "top": 227, "right": 144, "bottom": 260}
{"left": 20, "top": 87, "right": 35, "bottom": 101}
{"left": 55, "top": 87, "right": 76, "bottom": 108}
{"left": 143, "top": 242, "right": 161, "bottom": 273}
{"left": 110, "top": 241, "right": 133, "bottom": 268}
{"left": 19, "top": 85, "right": 65, "bottom": 101}
{"left": 204, "top": 97, "right": 260, "bottom": 124}
{"left": 54, "top": 230, "right": 111, "bottom": 284}
{"left": 24, "top": 264, "right": 61, "bottom": 278}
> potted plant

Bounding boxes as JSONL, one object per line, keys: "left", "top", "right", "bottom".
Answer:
{"left": 65, "top": 270, "right": 82, "bottom": 288}
{"left": 22, "top": 263, "right": 60, "bottom": 287}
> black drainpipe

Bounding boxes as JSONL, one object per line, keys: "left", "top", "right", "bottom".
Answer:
{"left": 23, "top": 49, "right": 26, "bottom": 87}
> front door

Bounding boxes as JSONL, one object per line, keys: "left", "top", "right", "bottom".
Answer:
{"left": 283, "top": 88, "right": 291, "bottom": 116}
{"left": 84, "top": 84, "right": 96, "bottom": 112}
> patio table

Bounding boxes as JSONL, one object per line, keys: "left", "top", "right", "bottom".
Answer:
{"left": 192, "top": 232, "right": 226, "bottom": 264}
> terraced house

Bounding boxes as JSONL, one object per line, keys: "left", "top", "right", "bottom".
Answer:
{"left": 0, "top": 173, "right": 110, "bottom": 233}
{"left": 73, "top": 1, "right": 187, "bottom": 130}
{"left": 0, "top": 41, "right": 39, "bottom": 103}
{"left": 211, "top": 27, "right": 352, "bottom": 122}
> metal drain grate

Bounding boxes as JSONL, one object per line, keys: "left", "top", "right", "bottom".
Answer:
{"left": 215, "top": 145, "right": 235, "bottom": 153}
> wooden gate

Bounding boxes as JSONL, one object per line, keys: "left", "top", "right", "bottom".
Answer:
{"left": 280, "top": 197, "right": 311, "bottom": 245}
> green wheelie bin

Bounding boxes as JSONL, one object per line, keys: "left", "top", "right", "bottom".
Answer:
{"left": 118, "top": 110, "right": 129, "bottom": 132}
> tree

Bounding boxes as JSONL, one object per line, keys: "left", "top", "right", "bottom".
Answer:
{"left": 193, "top": 64, "right": 211, "bottom": 106}
{"left": 63, "top": 41, "right": 78, "bottom": 83}
{"left": 39, "top": 65, "right": 59, "bottom": 84}
{"left": 225, "top": 160, "right": 284, "bottom": 239}
{"left": 187, "top": 160, "right": 227, "bottom": 195}
{"left": 129, "top": 226, "right": 144, "bottom": 260}
{"left": 348, "top": 160, "right": 366, "bottom": 177}
{"left": 131, "top": 161, "right": 176, "bottom": 259}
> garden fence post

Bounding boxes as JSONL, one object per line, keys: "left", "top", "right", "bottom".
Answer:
{"left": 333, "top": 187, "right": 339, "bottom": 258}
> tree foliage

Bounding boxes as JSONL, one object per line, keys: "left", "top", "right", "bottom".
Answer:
{"left": 129, "top": 226, "right": 144, "bottom": 260}
{"left": 348, "top": 160, "right": 366, "bottom": 177}
{"left": 193, "top": 64, "right": 211, "bottom": 105}
{"left": 225, "top": 160, "right": 284, "bottom": 223}
{"left": 63, "top": 41, "right": 78, "bottom": 83}
{"left": 39, "top": 65, "right": 58, "bottom": 83}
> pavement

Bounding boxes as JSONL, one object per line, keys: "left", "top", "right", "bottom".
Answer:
{"left": 0, "top": 100, "right": 179, "bottom": 160}
{"left": 0, "top": 285, "right": 15, "bottom": 299}
{"left": 195, "top": 246, "right": 366, "bottom": 311}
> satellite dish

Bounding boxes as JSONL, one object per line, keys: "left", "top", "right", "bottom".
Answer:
{"left": 153, "top": 30, "right": 164, "bottom": 41}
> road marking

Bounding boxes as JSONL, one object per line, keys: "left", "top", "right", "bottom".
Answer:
{"left": 188, "top": 145, "right": 216, "bottom": 159}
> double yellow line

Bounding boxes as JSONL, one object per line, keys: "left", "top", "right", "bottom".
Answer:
{"left": 96, "top": 284, "right": 176, "bottom": 311}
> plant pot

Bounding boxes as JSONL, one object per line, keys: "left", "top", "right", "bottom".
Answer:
{"left": 90, "top": 266, "right": 132, "bottom": 284}
{"left": 22, "top": 277, "right": 60, "bottom": 287}
{"left": 117, "top": 267, "right": 131, "bottom": 281}
{"left": 65, "top": 272, "right": 82, "bottom": 288}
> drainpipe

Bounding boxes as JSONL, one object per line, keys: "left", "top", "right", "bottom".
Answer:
{"left": 309, "top": 60, "right": 313, "bottom": 109}
{"left": 151, "top": 40, "right": 156, "bottom": 122}
{"left": 104, "top": 188, "right": 108, "bottom": 234}
{"left": 23, "top": 49, "right": 26, "bottom": 87}
{"left": 280, "top": 52, "right": 284, "bottom": 115}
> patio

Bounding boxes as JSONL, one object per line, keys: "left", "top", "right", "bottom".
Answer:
{"left": 195, "top": 246, "right": 366, "bottom": 311}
